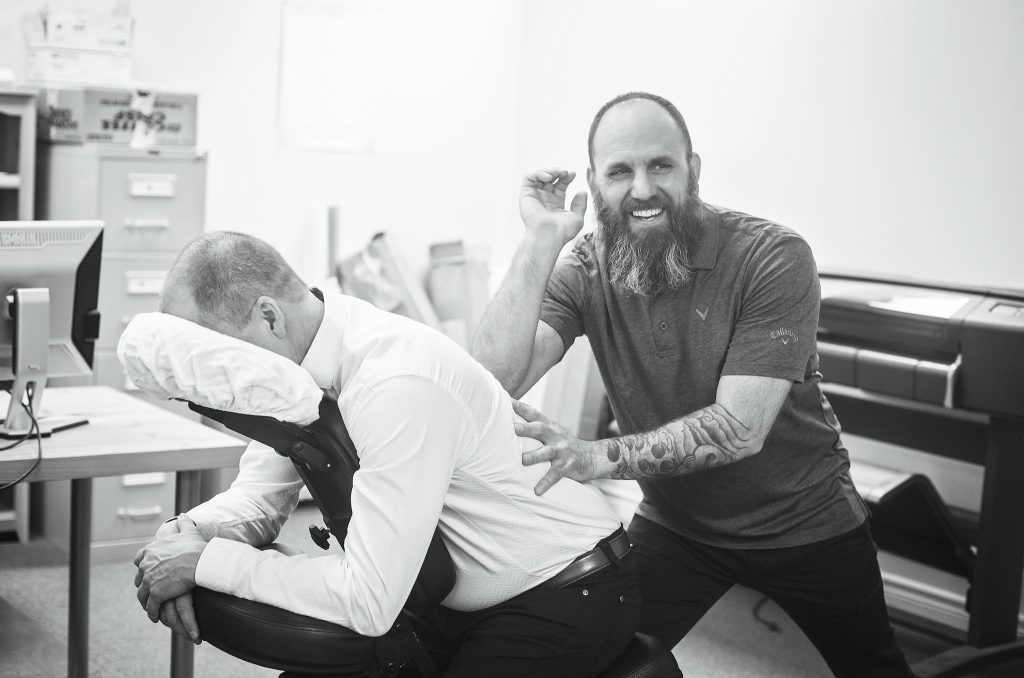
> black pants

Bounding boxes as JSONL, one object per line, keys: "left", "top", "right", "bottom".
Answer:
{"left": 628, "top": 515, "right": 914, "bottom": 678}
{"left": 408, "top": 554, "right": 642, "bottom": 678}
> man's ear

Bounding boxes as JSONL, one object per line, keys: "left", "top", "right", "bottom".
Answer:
{"left": 586, "top": 166, "right": 594, "bottom": 186}
{"left": 252, "top": 296, "right": 287, "bottom": 338}
{"left": 690, "top": 152, "right": 702, "bottom": 181}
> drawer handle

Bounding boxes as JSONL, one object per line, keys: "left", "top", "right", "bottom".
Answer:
{"left": 125, "top": 271, "right": 167, "bottom": 295}
{"left": 129, "top": 173, "right": 177, "bottom": 198}
{"left": 117, "top": 505, "right": 163, "bottom": 521}
{"left": 123, "top": 218, "right": 171, "bottom": 229}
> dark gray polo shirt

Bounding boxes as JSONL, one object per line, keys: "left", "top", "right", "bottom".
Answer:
{"left": 540, "top": 203, "right": 867, "bottom": 548}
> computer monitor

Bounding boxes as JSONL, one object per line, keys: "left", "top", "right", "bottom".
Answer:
{"left": 0, "top": 221, "right": 103, "bottom": 438}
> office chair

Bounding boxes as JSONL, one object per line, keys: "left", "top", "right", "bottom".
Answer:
{"left": 864, "top": 473, "right": 1024, "bottom": 678}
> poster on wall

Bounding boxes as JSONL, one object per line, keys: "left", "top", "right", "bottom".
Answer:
{"left": 277, "top": 0, "right": 380, "bottom": 152}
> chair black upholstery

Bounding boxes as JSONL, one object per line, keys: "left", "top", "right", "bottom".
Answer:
{"left": 861, "top": 473, "right": 1024, "bottom": 678}
{"left": 193, "top": 587, "right": 378, "bottom": 676}
{"left": 184, "top": 398, "right": 682, "bottom": 677}
{"left": 599, "top": 634, "right": 683, "bottom": 678}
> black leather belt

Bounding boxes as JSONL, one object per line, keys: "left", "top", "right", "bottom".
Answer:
{"left": 542, "top": 527, "right": 631, "bottom": 589}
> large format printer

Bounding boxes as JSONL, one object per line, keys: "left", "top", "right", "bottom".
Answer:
{"left": 816, "top": 272, "right": 1024, "bottom": 677}
{"left": 818, "top": 274, "right": 1024, "bottom": 418}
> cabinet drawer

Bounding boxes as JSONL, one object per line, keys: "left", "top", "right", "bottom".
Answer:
{"left": 99, "top": 157, "right": 205, "bottom": 252}
{"left": 96, "top": 252, "right": 178, "bottom": 349}
{"left": 91, "top": 474, "right": 176, "bottom": 542}
{"left": 92, "top": 349, "right": 135, "bottom": 391}
{"left": 91, "top": 348, "right": 202, "bottom": 421}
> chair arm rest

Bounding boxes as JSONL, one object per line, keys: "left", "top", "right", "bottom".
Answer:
{"left": 192, "top": 587, "right": 377, "bottom": 676}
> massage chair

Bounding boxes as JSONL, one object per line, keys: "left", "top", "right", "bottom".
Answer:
{"left": 182, "top": 396, "right": 683, "bottom": 678}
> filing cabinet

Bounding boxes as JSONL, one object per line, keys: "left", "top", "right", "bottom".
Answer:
{"left": 34, "top": 142, "right": 209, "bottom": 561}
{"left": 94, "top": 252, "right": 179, "bottom": 351}
{"left": 37, "top": 473, "right": 176, "bottom": 562}
{"left": 36, "top": 143, "right": 206, "bottom": 391}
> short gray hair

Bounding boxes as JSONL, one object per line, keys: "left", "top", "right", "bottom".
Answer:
{"left": 161, "top": 231, "right": 309, "bottom": 329}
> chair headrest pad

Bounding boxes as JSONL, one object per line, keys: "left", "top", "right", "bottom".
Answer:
{"left": 117, "top": 312, "right": 322, "bottom": 425}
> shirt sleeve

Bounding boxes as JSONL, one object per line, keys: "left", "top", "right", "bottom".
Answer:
{"left": 195, "top": 375, "right": 469, "bottom": 637}
{"left": 539, "top": 244, "right": 593, "bottom": 353}
{"left": 721, "top": 232, "right": 820, "bottom": 383}
{"left": 187, "top": 440, "right": 303, "bottom": 544}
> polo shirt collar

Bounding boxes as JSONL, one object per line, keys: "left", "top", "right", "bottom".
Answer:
{"left": 690, "top": 201, "right": 720, "bottom": 270}
{"left": 300, "top": 290, "right": 344, "bottom": 392}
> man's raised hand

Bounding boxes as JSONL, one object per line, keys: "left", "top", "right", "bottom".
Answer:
{"left": 519, "top": 168, "right": 588, "bottom": 246}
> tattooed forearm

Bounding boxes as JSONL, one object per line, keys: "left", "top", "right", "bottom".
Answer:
{"left": 605, "top": 403, "right": 755, "bottom": 479}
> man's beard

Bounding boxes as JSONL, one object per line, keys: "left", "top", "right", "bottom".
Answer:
{"left": 593, "top": 172, "right": 702, "bottom": 297}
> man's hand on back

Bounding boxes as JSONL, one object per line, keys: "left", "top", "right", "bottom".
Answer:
{"left": 514, "top": 399, "right": 615, "bottom": 495}
{"left": 519, "top": 168, "right": 588, "bottom": 245}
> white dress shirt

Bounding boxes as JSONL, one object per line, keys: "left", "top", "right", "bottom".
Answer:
{"left": 191, "top": 291, "right": 620, "bottom": 636}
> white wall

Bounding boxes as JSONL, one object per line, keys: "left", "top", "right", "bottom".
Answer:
{"left": 512, "top": 0, "right": 1024, "bottom": 291}
{"left": 1, "top": 0, "right": 525, "bottom": 285}
{"left": 513, "top": 0, "right": 1024, "bottom": 631}
{"left": 4, "top": 0, "right": 1019, "bottom": 291}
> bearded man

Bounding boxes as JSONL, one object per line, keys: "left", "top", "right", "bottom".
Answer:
{"left": 471, "top": 91, "right": 914, "bottom": 678}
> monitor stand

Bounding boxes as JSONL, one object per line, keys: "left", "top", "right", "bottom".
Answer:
{"left": 0, "top": 287, "right": 89, "bottom": 439}
{"left": 0, "top": 413, "right": 90, "bottom": 439}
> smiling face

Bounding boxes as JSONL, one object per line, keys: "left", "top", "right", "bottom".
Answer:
{"left": 588, "top": 98, "right": 696, "bottom": 237}
{"left": 587, "top": 98, "right": 703, "bottom": 295}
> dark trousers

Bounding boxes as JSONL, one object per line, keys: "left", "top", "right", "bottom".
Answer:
{"left": 408, "top": 554, "right": 642, "bottom": 678}
{"left": 628, "top": 515, "right": 914, "bottom": 678}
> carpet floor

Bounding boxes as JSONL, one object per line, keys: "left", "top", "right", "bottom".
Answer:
{"left": 1, "top": 504, "right": 1020, "bottom": 678}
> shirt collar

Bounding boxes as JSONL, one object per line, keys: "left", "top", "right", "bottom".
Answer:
{"left": 299, "top": 289, "right": 345, "bottom": 392}
{"left": 690, "top": 201, "right": 720, "bottom": 270}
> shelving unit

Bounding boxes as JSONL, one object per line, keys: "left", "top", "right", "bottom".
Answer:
{"left": 0, "top": 88, "right": 37, "bottom": 221}
{"left": 0, "top": 88, "right": 37, "bottom": 542}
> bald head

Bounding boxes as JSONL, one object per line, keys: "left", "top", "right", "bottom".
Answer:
{"left": 588, "top": 91, "right": 693, "bottom": 168}
{"left": 160, "top": 231, "right": 308, "bottom": 330}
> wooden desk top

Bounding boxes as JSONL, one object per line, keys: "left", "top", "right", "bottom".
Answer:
{"left": 0, "top": 386, "right": 247, "bottom": 482}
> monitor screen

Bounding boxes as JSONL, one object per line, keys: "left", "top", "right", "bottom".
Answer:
{"left": 0, "top": 221, "right": 103, "bottom": 385}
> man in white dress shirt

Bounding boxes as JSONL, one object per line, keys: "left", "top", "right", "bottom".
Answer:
{"left": 132, "top": 231, "right": 640, "bottom": 677}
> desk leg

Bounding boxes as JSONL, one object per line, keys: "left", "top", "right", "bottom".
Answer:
{"left": 68, "top": 478, "right": 92, "bottom": 678}
{"left": 170, "top": 470, "right": 202, "bottom": 678}
{"left": 968, "top": 418, "right": 1024, "bottom": 647}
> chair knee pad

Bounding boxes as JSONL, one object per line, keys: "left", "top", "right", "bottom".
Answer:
{"left": 192, "top": 587, "right": 377, "bottom": 676}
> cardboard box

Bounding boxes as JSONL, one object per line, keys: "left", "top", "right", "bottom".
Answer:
{"left": 26, "top": 48, "right": 132, "bottom": 87}
{"left": 23, "top": 9, "right": 134, "bottom": 52}
{"left": 37, "top": 87, "right": 197, "bottom": 147}
{"left": 23, "top": 10, "right": 134, "bottom": 87}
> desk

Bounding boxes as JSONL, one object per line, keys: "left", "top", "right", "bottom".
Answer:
{"left": 0, "top": 386, "right": 247, "bottom": 678}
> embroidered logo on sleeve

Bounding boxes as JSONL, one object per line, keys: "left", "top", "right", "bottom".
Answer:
{"left": 769, "top": 328, "right": 798, "bottom": 345}
{"left": 696, "top": 306, "right": 709, "bottom": 320}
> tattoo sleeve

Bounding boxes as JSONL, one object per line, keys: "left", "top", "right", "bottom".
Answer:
{"left": 604, "top": 403, "right": 756, "bottom": 479}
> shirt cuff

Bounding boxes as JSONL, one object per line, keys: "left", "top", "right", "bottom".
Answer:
{"left": 195, "top": 537, "right": 255, "bottom": 593}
